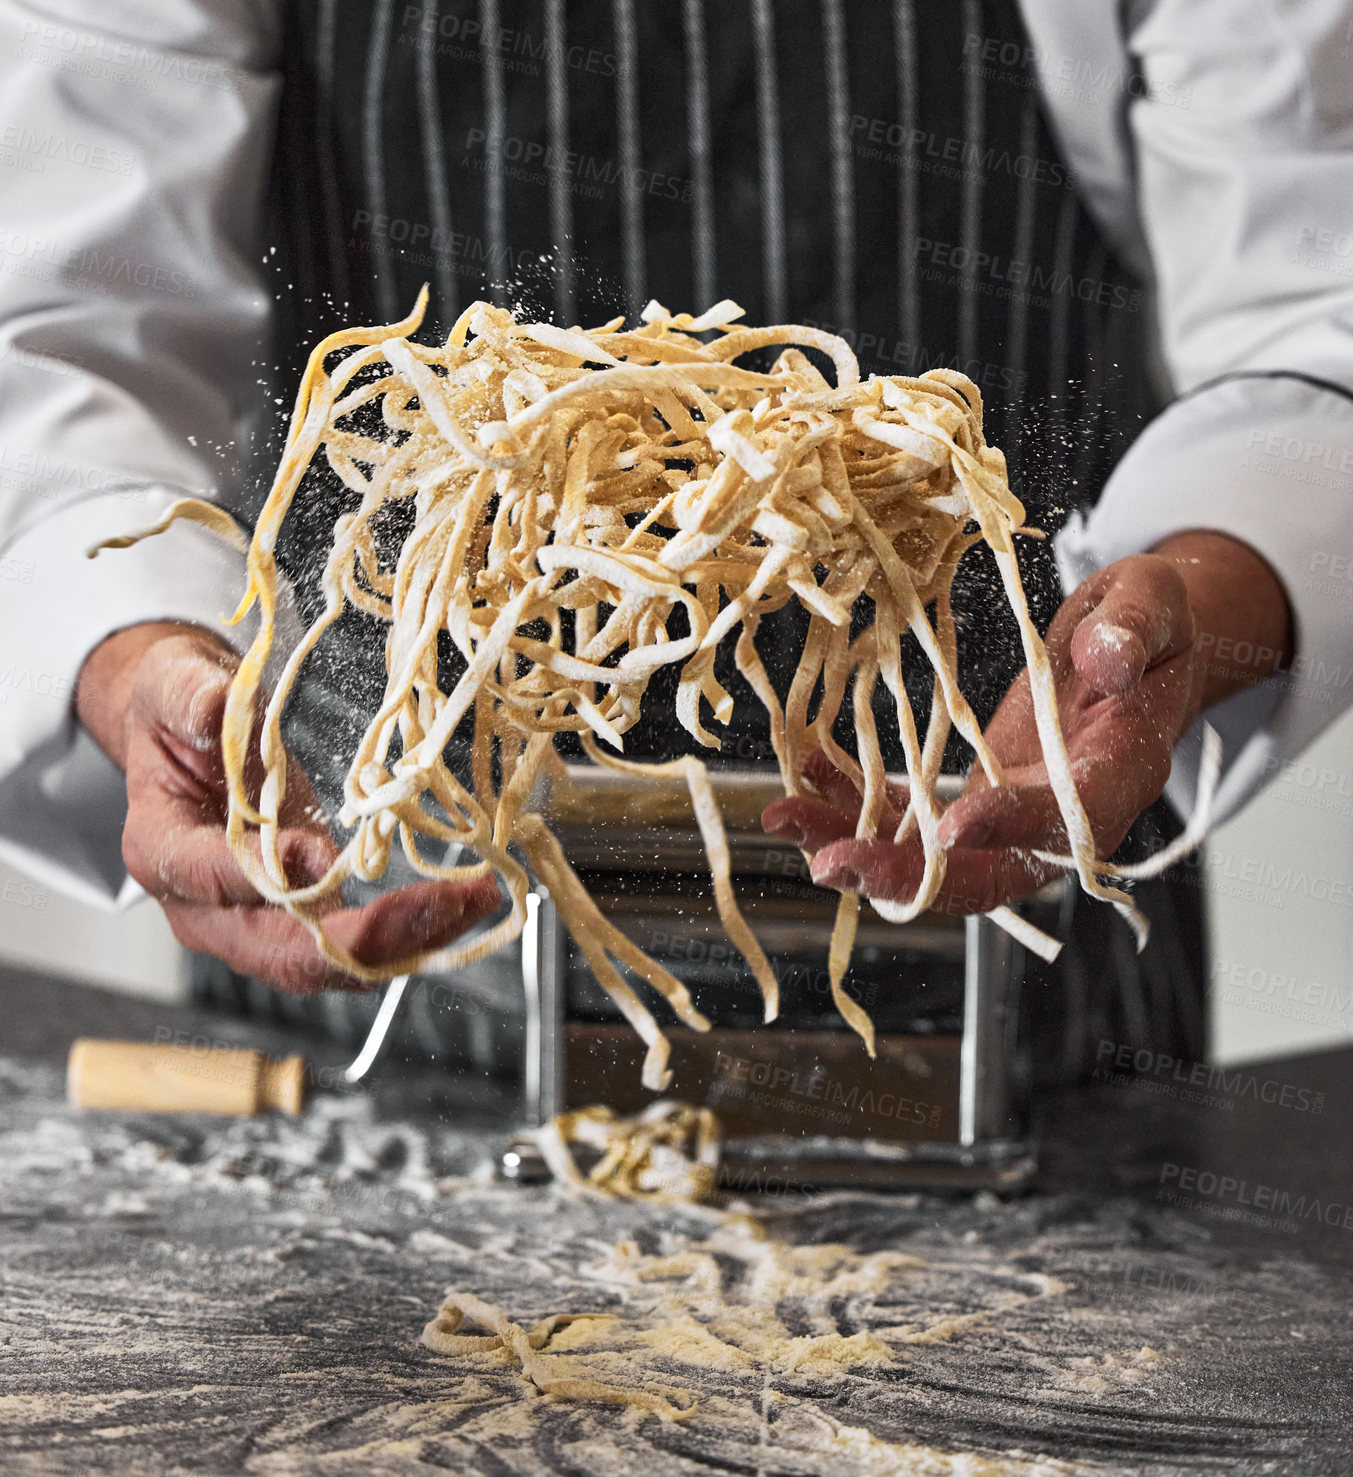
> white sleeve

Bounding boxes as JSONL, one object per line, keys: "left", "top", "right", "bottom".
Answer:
{"left": 0, "top": 0, "right": 282, "bottom": 906}
{"left": 1054, "top": 0, "right": 1353, "bottom": 824}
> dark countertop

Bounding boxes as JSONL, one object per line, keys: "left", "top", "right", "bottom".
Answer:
{"left": 2, "top": 965, "right": 1350, "bottom": 1476}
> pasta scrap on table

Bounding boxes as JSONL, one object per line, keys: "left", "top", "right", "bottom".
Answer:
{"left": 419, "top": 1220, "right": 1077, "bottom": 1426}
{"left": 93, "top": 291, "right": 1189, "bottom": 1089}
{"left": 420, "top": 1290, "right": 696, "bottom": 1419}
{"left": 527, "top": 1100, "right": 722, "bottom": 1203}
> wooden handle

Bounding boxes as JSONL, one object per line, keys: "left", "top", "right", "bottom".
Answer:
{"left": 67, "top": 1040, "right": 308, "bottom": 1116}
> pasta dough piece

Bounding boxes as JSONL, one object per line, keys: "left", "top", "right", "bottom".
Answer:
{"left": 421, "top": 1293, "right": 695, "bottom": 1419}
{"left": 420, "top": 1219, "right": 1073, "bottom": 1424}
{"left": 528, "top": 1101, "right": 722, "bottom": 1204}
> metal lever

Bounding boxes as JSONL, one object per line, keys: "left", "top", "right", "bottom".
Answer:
{"left": 342, "top": 973, "right": 413, "bottom": 1084}
{"left": 341, "top": 840, "right": 465, "bottom": 1085}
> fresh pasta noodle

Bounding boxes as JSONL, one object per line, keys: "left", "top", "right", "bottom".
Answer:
{"left": 93, "top": 289, "right": 1186, "bottom": 1091}
{"left": 418, "top": 1220, "right": 1077, "bottom": 1426}
{"left": 528, "top": 1101, "right": 722, "bottom": 1204}
{"left": 420, "top": 1292, "right": 695, "bottom": 1418}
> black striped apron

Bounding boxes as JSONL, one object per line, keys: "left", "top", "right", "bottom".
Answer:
{"left": 203, "top": 0, "right": 1205, "bottom": 1084}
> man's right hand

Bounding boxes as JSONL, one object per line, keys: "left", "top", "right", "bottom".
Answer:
{"left": 76, "top": 622, "right": 500, "bottom": 995}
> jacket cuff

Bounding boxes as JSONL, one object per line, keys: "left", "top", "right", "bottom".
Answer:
{"left": 0, "top": 488, "right": 259, "bottom": 906}
{"left": 1055, "top": 373, "right": 1353, "bottom": 825}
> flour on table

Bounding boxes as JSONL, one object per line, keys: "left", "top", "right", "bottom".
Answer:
{"left": 420, "top": 1213, "right": 1081, "bottom": 1448}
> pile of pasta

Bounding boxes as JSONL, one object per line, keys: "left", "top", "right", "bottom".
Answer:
{"left": 529, "top": 1101, "right": 722, "bottom": 1204}
{"left": 96, "top": 290, "right": 1212, "bottom": 1092}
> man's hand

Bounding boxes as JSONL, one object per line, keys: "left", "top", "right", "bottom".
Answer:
{"left": 77, "top": 622, "right": 499, "bottom": 994}
{"left": 762, "top": 530, "right": 1292, "bottom": 916}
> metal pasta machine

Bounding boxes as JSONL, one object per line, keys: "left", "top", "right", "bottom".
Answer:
{"left": 511, "top": 764, "right": 1062, "bottom": 1191}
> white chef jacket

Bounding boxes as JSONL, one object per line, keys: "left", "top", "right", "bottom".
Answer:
{"left": 1, "top": 0, "right": 1351, "bottom": 908}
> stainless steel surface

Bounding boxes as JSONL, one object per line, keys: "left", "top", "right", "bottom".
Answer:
{"left": 959, "top": 914, "right": 1018, "bottom": 1146}
{"left": 499, "top": 1143, "right": 552, "bottom": 1184}
{"left": 720, "top": 1134, "right": 1038, "bottom": 1192}
{"left": 342, "top": 973, "right": 412, "bottom": 1084}
{"left": 586, "top": 890, "right": 966, "bottom": 959}
{"left": 547, "top": 768, "right": 966, "bottom": 874}
{"left": 521, "top": 890, "right": 565, "bottom": 1123}
{"left": 496, "top": 1136, "right": 1037, "bottom": 1192}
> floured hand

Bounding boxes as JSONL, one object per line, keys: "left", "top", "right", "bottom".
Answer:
{"left": 76, "top": 622, "right": 499, "bottom": 994}
{"left": 764, "top": 535, "right": 1289, "bottom": 916}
